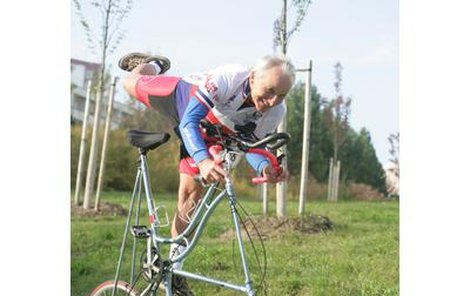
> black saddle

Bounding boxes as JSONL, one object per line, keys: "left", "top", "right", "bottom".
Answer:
{"left": 127, "top": 130, "right": 170, "bottom": 152}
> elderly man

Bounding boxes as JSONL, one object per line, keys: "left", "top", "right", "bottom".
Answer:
{"left": 120, "top": 52, "right": 295, "bottom": 295}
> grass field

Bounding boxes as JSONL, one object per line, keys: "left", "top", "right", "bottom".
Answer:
{"left": 72, "top": 192, "right": 398, "bottom": 296}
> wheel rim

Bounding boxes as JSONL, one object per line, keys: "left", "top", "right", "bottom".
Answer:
{"left": 90, "top": 280, "right": 139, "bottom": 296}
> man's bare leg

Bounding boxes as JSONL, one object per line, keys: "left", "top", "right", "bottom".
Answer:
{"left": 170, "top": 173, "right": 203, "bottom": 268}
{"left": 168, "top": 173, "right": 201, "bottom": 296}
{"left": 122, "top": 64, "right": 158, "bottom": 98}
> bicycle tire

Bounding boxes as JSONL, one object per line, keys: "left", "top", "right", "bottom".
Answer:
{"left": 90, "top": 280, "right": 139, "bottom": 296}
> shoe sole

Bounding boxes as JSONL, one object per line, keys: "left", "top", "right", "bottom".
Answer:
{"left": 144, "top": 55, "right": 171, "bottom": 74}
{"left": 118, "top": 52, "right": 171, "bottom": 74}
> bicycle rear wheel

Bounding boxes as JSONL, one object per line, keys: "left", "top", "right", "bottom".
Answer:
{"left": 90, "top": 280, "right": 139, "bottom": 296}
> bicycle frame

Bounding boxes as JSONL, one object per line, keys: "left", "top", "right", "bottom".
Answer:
{"left": 112, "top": 148, "right": 257, "bottom": 296}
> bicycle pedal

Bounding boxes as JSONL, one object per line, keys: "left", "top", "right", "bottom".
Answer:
{"left": 131, "top": 225, "right": 151, "bottom": 238}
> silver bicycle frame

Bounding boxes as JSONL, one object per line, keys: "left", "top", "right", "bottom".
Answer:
{"left": 113, "top": 150, "right": 256, "bottom": 296}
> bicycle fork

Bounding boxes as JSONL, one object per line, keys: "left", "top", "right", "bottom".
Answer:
{"left": 226, "top": 178, "right": 256, "bottom": 296}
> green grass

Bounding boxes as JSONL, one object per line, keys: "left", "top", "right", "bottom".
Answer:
{"left": 72, "top": 192, "right": 398, "bottom": 296}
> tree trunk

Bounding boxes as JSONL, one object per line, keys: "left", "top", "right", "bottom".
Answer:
{"left": 82, "top": 0, "right": 112, "bottom": 209}
{"left": 74, "top": 80, "right": 92, "bottom": 205}
{"left": 94, "top": 76, "right": 118, "bottom": 211}
{"left": 276, "top": 0, "right": 288, "bottom": 218}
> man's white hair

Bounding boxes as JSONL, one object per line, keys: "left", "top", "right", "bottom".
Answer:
{"left": 252, "top": 55, "right": 296, "bottom": 83}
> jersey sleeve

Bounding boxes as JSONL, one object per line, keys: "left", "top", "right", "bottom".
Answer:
{"left": 194, "top": 64, "right": 247, "bottom": 109}
{"left": 245, "top": 152, "right": 270, "bottom": 175}
{"left": 178, "top": 97, "right": 211, "bottom": 164}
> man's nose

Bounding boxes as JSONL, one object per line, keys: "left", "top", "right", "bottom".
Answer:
{"left": 267, "top": 95, "right": 280, "bottom": 106}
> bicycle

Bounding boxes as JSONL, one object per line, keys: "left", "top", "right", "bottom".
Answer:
{"left": 90, "top": 125, "right": 290, "bottom": 296}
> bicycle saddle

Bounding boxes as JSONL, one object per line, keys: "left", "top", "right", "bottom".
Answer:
{"left": 127, "top": 130, "right": 170, "bottom": 152}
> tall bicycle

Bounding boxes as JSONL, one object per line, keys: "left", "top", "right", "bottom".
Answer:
{"left": 90, "top": 126, "right": 290, "bottom": 296}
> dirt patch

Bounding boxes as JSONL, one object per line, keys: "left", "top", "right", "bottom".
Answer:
{"left": 71, "top": 202, "right": 128, "bottom": 217}
{"left": 218, "top": 214, "right": 334, "bottom": 240}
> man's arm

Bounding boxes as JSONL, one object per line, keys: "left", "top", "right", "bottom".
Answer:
{"left": 247, "top": 103, "right": 289, "bottom": 183}
{"left": 246, "top": 151, "right": 270, "bottom": 175}
{"left": 246, "top": 149, "right": 288, "bottom": 183}
{"left": 179, "top": 98, "right": 226, "bottom": 182}
{"left": 179, "top": 98, "right": 211, "bottom": 163}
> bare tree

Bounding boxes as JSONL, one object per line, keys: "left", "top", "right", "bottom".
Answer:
{"left": 273, "top": 0, "right": 313, "bottom": 54}
{"left": 324, "top": 62, "right": 352, "bottom": 163}
{"left": 324, "top": 62, "right": 351, "bottom": 201}
{"left": 272, "top": 0, "right": 313, "bottom": 218}
{"left": 72, "top": 0, "right": 133, "bottom": 58}
{"left": 388, "top": 132, "right": 400, "bottom": 189}
{"left": 72, "top": 0, "right": 134, "bottom": 209}
{"left": 388, "top": 132, "right": 399, "bottom": 176}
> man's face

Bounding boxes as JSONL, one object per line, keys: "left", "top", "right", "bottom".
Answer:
{"left": 249, "top": 66, "right": 293, "bottom": 112}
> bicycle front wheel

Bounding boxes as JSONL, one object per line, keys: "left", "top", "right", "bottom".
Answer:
{"left": 90, "top": 280, "right": 139, "bottom": 296}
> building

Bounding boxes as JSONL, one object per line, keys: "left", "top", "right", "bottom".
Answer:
{"left": 71, "top": 58, "right": 133, "bottom": 128}
{"left": 384, "top": 162, "right": 399, "bottom": 197}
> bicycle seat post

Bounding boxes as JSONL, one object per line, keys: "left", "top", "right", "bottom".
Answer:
{"left": 139, "top": 152, "right": 160, "bottom": 231}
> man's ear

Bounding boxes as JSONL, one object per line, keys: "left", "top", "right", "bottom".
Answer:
{"left": 249, "top": 70, "right": 255, "bottom": 83}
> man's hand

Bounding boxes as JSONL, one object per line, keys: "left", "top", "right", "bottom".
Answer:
{"left": 198, "top": 158, "right": 227, "bottom": 183}
{"left": 262, "top": 165, "right": 289, "bottom": 183}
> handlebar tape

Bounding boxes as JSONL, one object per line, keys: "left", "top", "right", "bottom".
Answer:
{"left": 208, "top": 145, "right": 223, "bottom": 165}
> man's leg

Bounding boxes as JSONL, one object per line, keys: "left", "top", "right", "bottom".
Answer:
{"left": 170, "top": 173, "right": 203, "bottom": 260}
{"left": 169, "top": 173, "right": 201, "bottom": 296}
{"left": 119, "top": 52, "right": 171, "bottom": 98}
{"left": 122, "top": 64, "right": 159, "bottom": 98}
{"left": 172, "top": 173, "right": 203, "bottom": 237}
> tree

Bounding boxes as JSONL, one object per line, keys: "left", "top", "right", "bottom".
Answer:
{"left": 286, "top": 82, "right": 322, "bottom": 176}
{"left": 72, "top": 0, "right": 134, "bottom": 209}
{"left": 322, "top": 62, "right": 352, "bottom": 201}
{"left": 388, "top": 132, "right": 400, "bottom": 178}
{"left": 273, "top": 0, "right": 313, "bottom": 53}
{"left": 386, "top": 132, "right": 400, "bottom": 196}
{"left": 283, "top": 81, "right": 386, "bottom": 194}
{"left": 72, "top": 0, "right": 133, "bottom": 58}
{"left": 272, "top": 0, "right": 313, "bottom": 217}
{"left": 344, "top": 128, "right": 387, "bottom": 194}
{"left": 323, "top": 62, "right": 352, "bottom": 163}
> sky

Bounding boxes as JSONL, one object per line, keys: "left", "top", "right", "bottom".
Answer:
{"left": 71, "top": 0, "right": 398, "bottom": 166}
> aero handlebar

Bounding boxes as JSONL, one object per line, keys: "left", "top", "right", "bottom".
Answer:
{"left": 207, "top": 131, "right": 290, "bottom": 184}
{"left": 231, "top": 132, "right": 290, "bottom": 151}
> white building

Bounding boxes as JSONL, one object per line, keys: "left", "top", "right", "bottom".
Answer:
{"left": 71, "top": 58, "right": 133, "bottom": 128}
{"left": 384, "top": 162, "right": 399, "bottom": 196}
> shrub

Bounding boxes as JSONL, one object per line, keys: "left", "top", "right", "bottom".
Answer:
{"left": 71, "top": 126, "right": 181, "bottom": 194}
{"left": 343, "top": 182, "right": 385, "bottom": 201}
